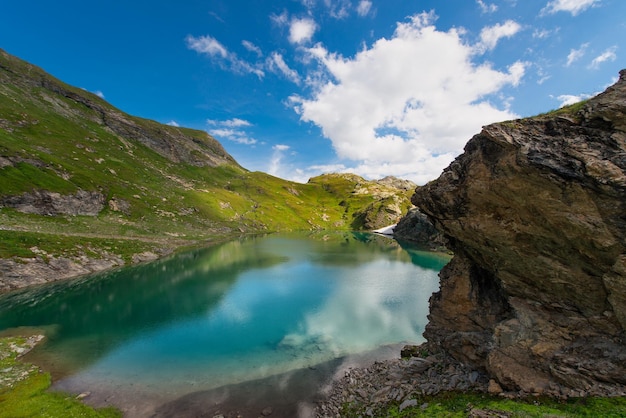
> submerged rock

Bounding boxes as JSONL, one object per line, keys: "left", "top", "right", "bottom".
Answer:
{"left": 414, "top": 70, "right": 626, "bottom": 396}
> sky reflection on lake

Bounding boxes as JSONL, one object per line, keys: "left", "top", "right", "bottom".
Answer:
{"left": 0, "top": 232, "right": 449, "bottom": 406}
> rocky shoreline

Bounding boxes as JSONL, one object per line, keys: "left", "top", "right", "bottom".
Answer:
{"left": 314, "top": 342, "right": 626, "bottom": 417}
{"left": 0, "top": 249, "right": 164, "bottom": 293}
{"left": 315, "top": 344, "right": 488, "bottom": 417}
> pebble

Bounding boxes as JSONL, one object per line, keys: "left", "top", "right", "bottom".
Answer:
{"left": 488, "top": 379, "right": 503, "bottom": 395}
{"left": 399, "top": 399, "right": 418, "bottom": 411}
{"left": 75, "top": 392, "right": 91, "bottom": 400}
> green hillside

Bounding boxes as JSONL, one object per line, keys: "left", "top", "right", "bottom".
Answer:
{"left": 0, "top": 49, "right": 414, "bottom": 278}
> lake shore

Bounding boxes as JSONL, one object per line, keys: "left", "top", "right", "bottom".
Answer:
{"left": 52, "top": 344, "right": 407, "bottom": 418}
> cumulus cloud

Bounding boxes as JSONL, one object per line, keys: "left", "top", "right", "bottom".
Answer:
{"left": 167, "top": 120, "right": 180, "bottom": 127}
{"left": 588, "top": 46, "right": 617, "bottom": 69}
{"left": 268, "top": 53, "right": 301, "bottom": 84}
{"left": 541, "top": 0, "right": 600, "bottom": 16}
{"left": 186, "top": 35, "right": 265, "bottom": 78}
{"left": 207, "top": 119, "right": 257, "bottom": 145}
{"left": 289, "top": 12, "right": 525, "bottom": 184}
{"left": 289, "top": 17, "right": 318, "bottom": 44}
{"left": 476, "top": 20, "right": 522, "bottom": 52}
{"left": 566, "top": 42, "right": 589, "bottom": 66}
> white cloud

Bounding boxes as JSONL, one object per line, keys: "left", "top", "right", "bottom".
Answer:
{"left": 186, "top": 35, "right": 228, "bottom": 58}
{"left": 541, "top": 0, "right": 600, "bottom": 16}
{"left": 268, "top": 53, "right": 301, "bottom": 84}
{"left": 566, "top": 42, "right": 589, "bottom": 66}
{"left": 167, "top": 120, "right": 180, "bottom": 127}
{"left": 207, "top": 119, "right": 258, "bottom": 145}
{"left": 289, "top": 11, "right": 525, "bottom": 184}
{"left": 477, "top": 0, "right": 498, "bottom": 13}
{"left": 289, "top": 17, "right": 318, "bottom": 44}
{"left": 536, "top": 68, "right": 551, "bottom": 85}
{"left": 242, "top": 40, "right": 263, "bottom": 57}
{"left": 298, "top": 0, "right": 352, "bottom": 19}
{"left": 222, "top": 118, "right": 252, "bottom": 128}
{"left": 477, "top": 20, "right": 522, "bottom": 52}
{"left": 325, "top": 0, "right": 351, "bottom": 19}
{"left": 588, "top": 46, "right": 617, "bottom": 69}
{"left": 208, "top": 11, "right": 225, "bottom": 23}
{"left": 187, "top": 35, "right": 265, "bottom": 78}
{"left": 280, "top": 164, "right": 349, "bottom": 183}
{"left": 274, "top": 144, "right": 290, "bottom": 151}
{"left": 300, "top": 0, "right": 316, "bottom": 10}
{"left": 268, "top": 144, "right": 291, "bottom": 175}
{"left": 81, "top": 88, "right": 106, "bottom": 99}
{"left": 356, "top": 0, "right": 373, "bottom": 17}
{"left": 270, "top": 10, "right": 289, "bottom": 26}
{"left": 555, "top": 93, "right": 593, "bottom": 107}
{"left": 532, "top": 28, "right": 554, "bottom": 39}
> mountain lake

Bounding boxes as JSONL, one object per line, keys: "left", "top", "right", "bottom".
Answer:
{"left": 0, "top": 232, "right": 450, "bottom": 417}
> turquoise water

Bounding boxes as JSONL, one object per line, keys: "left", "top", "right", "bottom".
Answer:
{"left": 0, "top": 232, "right": 448, "bottom": 406}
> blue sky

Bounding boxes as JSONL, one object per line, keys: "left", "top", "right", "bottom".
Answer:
{"left": 2, "top": 0, "right": 624, "bottom": 184}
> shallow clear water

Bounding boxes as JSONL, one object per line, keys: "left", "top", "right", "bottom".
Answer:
{"left": 0, "top": 232, "right": 448, "bottom": 412}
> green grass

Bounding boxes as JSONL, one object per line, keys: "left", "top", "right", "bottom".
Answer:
{"left": 0, "top": 230, "right": 162, "bottom": 262}
{"left": 343, "top": 392, "right": 626, "bottom": 417}
{"left": 0, "top": 336, "right": 121, "bottom": 418}
{"left": 534, "top": 99, "right": 590, "bottom": 121}
{"left": 499, "top": 99, "right": 590, "bottom": 130}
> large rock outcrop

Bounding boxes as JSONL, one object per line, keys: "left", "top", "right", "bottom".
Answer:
{"left": 393, "top": 207, "right": 447, "bottom": 251}
{"left": 414, "top": 70, "right": 626, "bottom": 396}
{"left": 1, "top": 189, "right": 106, "bottom": 216}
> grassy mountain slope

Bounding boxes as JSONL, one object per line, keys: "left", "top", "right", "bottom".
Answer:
{"left": 0, "top": 49, "right": 414, "bottom": 282}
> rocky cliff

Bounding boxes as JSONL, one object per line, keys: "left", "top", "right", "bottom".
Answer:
{"left": 393, "top": 207, "right": 447, "bottom": 251}
{"left": 413, "top": 70, "right": 626, "bottom": 397}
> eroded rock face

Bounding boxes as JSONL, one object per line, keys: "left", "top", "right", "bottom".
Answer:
{"left": 1, "top": 189, "right": 106, "bottom": 215}
{"left": 414, "top": 70, "right": 626, "bottom": 396}
{"left": 0, "top": 255, "right": 124, "bottom": 293}
{"left": 393, "top": 207, "right": 447, "bottom": 250}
